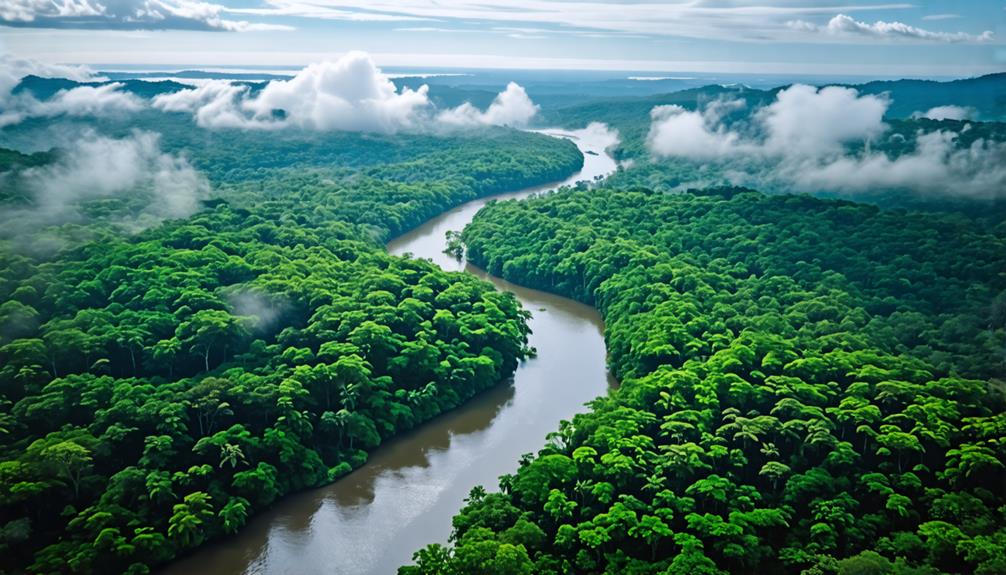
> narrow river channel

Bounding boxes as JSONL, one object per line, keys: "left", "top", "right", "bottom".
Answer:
{"left": 159, "top": 127, "right": 618, "bottom": 575}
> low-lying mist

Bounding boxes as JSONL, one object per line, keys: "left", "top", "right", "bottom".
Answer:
{"left": 645, "top": 84, "right": 1006, "bottom": 199}
{"left": 0, "top": 130, "right": 209, "bottom": 252}
{"left": 1, "top": 52, "right": 541, "bottom": 134}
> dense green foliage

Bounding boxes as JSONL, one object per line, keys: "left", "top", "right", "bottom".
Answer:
{"left": 596, "top": 118, "right": 1006, "bottom": 217}
{"left": 402, "top": 187, "right": 1006, "bottom": 574}
{"left": 0, "top": 127, "right": 583, "bottom": 574}
{"left": 546, "top": 78, "right": 1006, "bottom": 214}
{"left": 6, "top": 71, "right": 1005, "bottom": 575}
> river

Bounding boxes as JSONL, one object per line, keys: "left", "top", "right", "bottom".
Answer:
{"left": 160, "top": 126, "right": 618, "bottom": 575}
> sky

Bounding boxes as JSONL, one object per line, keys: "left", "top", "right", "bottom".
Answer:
{"left": 1, "top": 1, "right": 1004, "bottom": 77}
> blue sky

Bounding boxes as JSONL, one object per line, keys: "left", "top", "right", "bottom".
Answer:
{"left": 1, "top": 1, "right": 1004, "bottom": 76}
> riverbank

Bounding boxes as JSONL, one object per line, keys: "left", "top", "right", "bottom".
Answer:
{"left": 158, "top": 127, "right": 618, "bottom": 575}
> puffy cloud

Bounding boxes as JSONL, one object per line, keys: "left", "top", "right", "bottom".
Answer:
{"left": 913, "top": 105, "right": 974, "bottom": 121}
{"left": 646, "top": 105, "right": 745, "bottom": 160}
{"left": 0, "top": 0, "right": 294, "bottom": 31}
{"left": 0, "top": 57, "right": 142, "bottom": 127}
{"left": 152, "top": 52, "right": 539, "bottom": 132}
{"left": 788, "top": 14, "right": 994, "bottom": 43}
{"left": 646, "top": 84, "right": 1006, "bottom": 199}
{"left": 648, "top": 85, "right": 887, "bottom": 161}
{"left": 758, "top": 85, "right": 888, "bottom": 157}
{"left": 1, "top": 83, "right": 144, "bottom": 128}
{"left": 154, "top": 52, "right": 429, "bottom": 132}
{"left": 243, "top": 53, "right": 431, "bottom": 132}
{"left": 574, "top": 121, "right": 620, "bottom": 152}
{"left": 0, "top": 0, "right": 103, "bottom": 21}
{"left": 152, "top": 80, "right": 256, "bottom": 128}
{"left": 437, "top": 82, "right": 539, "bottom": 127}
{"left": 32, "top": 83, "right": 145, "bottom": 117}
{"left": 1, "top": 131, "right": 209, "bottom": 241}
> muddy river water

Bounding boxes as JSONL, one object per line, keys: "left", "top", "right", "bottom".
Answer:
{"left": 160, "top": 128, "right": 617, "bottom": 575}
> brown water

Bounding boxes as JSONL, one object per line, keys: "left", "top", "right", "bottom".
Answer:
{"left": 160, "top": 127, "right": 618, "bottom": 575}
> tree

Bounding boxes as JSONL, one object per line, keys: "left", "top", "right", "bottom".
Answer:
{"left": 40, "top": 441, "right": 92, "bottom": 499}
{"left": 115, "top": 327, "right": 150, "bottom": 376}
{"left": 177, "top": 310, "right": 248, "bottom": 372}
{"left": 150, "top": 338, "right": 181, "bottom": 379}
{"left": 186, "top": 377, "right": 234, "bottom": 437}
{"left": 218, "top": 497, "right": 250, "bottom": 534}
{"left": 168, "top": 492, "right": 214, "bottom": 548}
{"left": 759, "top": 461, "right": 791, "bottom": 492}
{"left": 543, "top": 488, "right": 577, "bottom": 522}
{"left": 630, "top": 514, "right": 674, "bottom": 560}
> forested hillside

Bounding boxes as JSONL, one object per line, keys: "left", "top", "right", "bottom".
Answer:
{"left": 0, "top": 129, "right": 583, "bottom": 574}
{"left": 401, "top": 187, "right": 1006, "bottom": 574}
{"left": 546, "top": 75, "right": 1006, "bottom": 213}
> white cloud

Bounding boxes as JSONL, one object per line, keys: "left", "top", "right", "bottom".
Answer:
{"left": 913, "top": 105, "right": 974, "bottom": 121}
{"left": 1, "top": 131, "right": 209, "bottom": 237}
{"left": 0, "top": 55, "right": 101, "bottom": 105}
{"left": 646, "top": 104, "right": 746, "bottom": 160}
{"left": 572, "top": 121, "right": 620, "bottom": 152}
{"left": 0, "top": 0, "right": 295, "bottom": 31}
{"left": 154, "top": 52, "right": 430, "bottom": 130}
{"left": 788, "top": 13, "right": 994, "bottom": 43}
{"left": 646, "top": 84, "right": 1006, "bottom": 199}
{"left": 0, "top": 0, "right": 103, "bottom": 21}
{"left": 0, "top": 57, "right": 142, "bottom": 127}
{"left": 921, "top": 14, "right": 961, "bottom": 21}
{"left": 153, "top": 52, "right": 431, "bottom": 131}
{"left": 152, "top": 80, "right": 257, "bottom": 128}
{"left": 784, "top": 131, "right": 1006, "bottom": 198}
{"left": 437, "top": 82, "right": 539, "bottom": 127}
{"left": 758, "top": 85, "right": 888, "bottom": 157}
{"left": 154, "top": 52, "right": 430, "bottom": 131}
{"left": 242, "top": 52, "right": 430, "bottom": 131}
{"left": 32, "top": 83, "right": 145, "bottom": 117}
{"left": 152, "top": 52, "right": 539, "bottom": 132}
{"left": 226, "top": 1, "right": 919, "bottom": 42}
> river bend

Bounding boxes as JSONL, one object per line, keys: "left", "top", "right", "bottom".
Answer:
{"left": 160, "top": 127, "right": 617, "bottom": 575}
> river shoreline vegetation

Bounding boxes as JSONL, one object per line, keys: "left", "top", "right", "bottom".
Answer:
{"left": 395, "top": 77, "right": 1006, "bottom": 574}
{"left": 0, "top": 65, "right": 584, "bottom": 573}
{"left": 405, "top": 187, "right": 1006, "bottom": 574}
{"left": 0, "top": 44, "right": 1004, "bottom": 575}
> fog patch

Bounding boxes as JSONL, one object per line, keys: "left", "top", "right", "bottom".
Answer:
{"left": 647, "top": 104, "right": 747, "bottom": 160}
{"left": 646, "top": 84, "right": 1006, "bottom": 199}
{"left": 0, "top": 130, "right": 209, "bottom": 244}
{"left": 0, "top": 56, "right": 101, "bottom": 104}
{"left": 913, "top": 105, "right": 974, "bottom": 121}
{"left": 0, "top": 83, "right": 144, "bottom": 128}
{"left": 0, "top": 300, "right": 39, "bottom": 342}
{"left": 225, "top": 290, "right": 290, "bottom": 333}
{"left": 438, "top": 82, "right": 539, "bottom": 127}
{"left": 572, "top": 121, "right": 621, "bottom": 152}
{"left": 0, "top": 56, "right": 119, "bottom": 127}
{"left": 152, "top": 80, "right": 255, "bottom": 128}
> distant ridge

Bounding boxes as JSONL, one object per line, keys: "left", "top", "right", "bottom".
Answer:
{"left": 548, "top": 72, "right": 1006, "bottom": 124}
